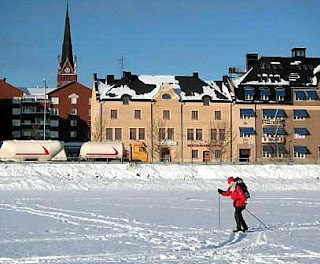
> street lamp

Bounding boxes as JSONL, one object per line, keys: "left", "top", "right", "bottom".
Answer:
{"left": 43, "top": 79, "right": 47, "bottom": 140}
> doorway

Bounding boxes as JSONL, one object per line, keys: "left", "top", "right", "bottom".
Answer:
{"left": 239, "top": 149, "right": 250, "bottom": 162}
{"left": 203, "top": 151, "right": 210, "bottom": 162}
{"left": 160, "top": 148, "right": 171, "bottom": 162}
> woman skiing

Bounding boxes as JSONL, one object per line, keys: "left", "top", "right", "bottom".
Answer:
{"left": 218, "top": 176, "right": 248, "bottom": 232}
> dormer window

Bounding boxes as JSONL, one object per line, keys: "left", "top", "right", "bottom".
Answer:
{"left": 276, "top": 88, "right": 286, "bottom": 101}
{"left": 202, "top": 96, "right": 211, "bottom": 106}
{"left": 260, "top": 88, "right": 270, "bottom": 101}
{"left": 244, "top": 87, "right": 255, "bottom": 101}
{"left": 121, "top": 94, "right": 130, "bottom": 105}
{"left": 162, "top": 94, "right": 171, "bottom": 100}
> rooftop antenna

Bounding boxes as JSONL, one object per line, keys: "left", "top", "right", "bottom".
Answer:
{"left": 117, "top": 56, "right": 125, "bottom": 78}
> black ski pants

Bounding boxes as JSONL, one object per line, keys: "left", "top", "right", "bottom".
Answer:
{"left": 234, "top": 206, "right": 248, "bottom": 231}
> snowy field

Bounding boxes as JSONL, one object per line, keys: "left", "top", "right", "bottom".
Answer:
{"left": 0, "top": 163, "right": 320, "bottom": 263}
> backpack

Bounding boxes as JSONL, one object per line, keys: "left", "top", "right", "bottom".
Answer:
{"left": 234, "top": 177, "right": 250, "bottom": 199}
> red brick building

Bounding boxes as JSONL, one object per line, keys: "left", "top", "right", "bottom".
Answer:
{"left": 48, "top": 81, "right": 91, "bottom": 142}
{"left": 0, "top": 79, "right": 24, "bottom": 140}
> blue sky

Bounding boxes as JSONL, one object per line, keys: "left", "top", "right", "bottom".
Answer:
{"left": 1, "top": 0, "right": 319, "bottom": 88}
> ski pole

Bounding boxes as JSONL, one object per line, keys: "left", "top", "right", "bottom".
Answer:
{"left": 245, "top": 208, "right": 269, "bottom": 230}
{"left": 217, "top": 193, "right": 221, "bottom": 229}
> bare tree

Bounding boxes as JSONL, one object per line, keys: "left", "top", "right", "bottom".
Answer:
{"left": 207, "top": 120, "right": 234, "bottom": 163}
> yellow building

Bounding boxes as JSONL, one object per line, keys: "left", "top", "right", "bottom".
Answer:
{"left": 91, "top": 72, "right": 232, "bottom": 163}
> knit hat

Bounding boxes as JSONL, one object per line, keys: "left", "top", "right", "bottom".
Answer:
{"left": 227, "top": 177, "right": 234, "bottom": 184}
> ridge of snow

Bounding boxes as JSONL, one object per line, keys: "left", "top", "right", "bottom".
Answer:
{"left": 0, "top": 163, "right": 319, "bottom": 191}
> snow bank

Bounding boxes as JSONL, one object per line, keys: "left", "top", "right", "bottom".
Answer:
{"left": 0, "top": 163, "right": 319, "bottom": 191}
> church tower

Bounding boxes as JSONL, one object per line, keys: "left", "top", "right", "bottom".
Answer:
{"left": 57, "top": 4, "right": 77, "bottom": 88}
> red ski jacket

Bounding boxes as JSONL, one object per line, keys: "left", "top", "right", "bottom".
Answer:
{"left": 221, "top": 185, "right": 247, "bottom": 207}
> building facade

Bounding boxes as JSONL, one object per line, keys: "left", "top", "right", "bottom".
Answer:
{"left": 91, "top": 72, "right": 232, "bottom": 162}
{"left": 227, "top": 47, "right": 320, "bottom": 162}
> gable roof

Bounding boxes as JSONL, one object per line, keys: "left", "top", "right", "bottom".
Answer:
{"left": 96, "top": 72, "right": 231, "bottom": 102}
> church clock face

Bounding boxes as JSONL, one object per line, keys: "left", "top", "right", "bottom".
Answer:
{"left": 64, "top": 67, "right": 70, "bottom": 73}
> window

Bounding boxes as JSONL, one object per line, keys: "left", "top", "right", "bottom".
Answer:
{"left": 240, "top": 109, "right": 254, "bottom": 119}
{"left": 294, "top": 146, "right": 309, "bottom": 158}
{"left": 12, "top": 119, "right": 21, "bottom": 126}
{"left": 51, "top": 97, "right": 59, "bottom": 105}
{"left": 203, "top": 96, "right": 210, "bottom": 106}
{"left": 68, "top": 93, "right": 79, "bottom": 104}
{"left": 276, "top": 88, "right": 286, "bottom": 102}
{"left": 138, "top": 128, "right": 145, "bottom": 140}
{"left": 163, "top": 110, "right": 170, "bottom": 120}
{"left": 211, "top": 129, "right": 217, "bottom": 141}
{"left": 219, "top": 129, "right": 226, "bottom": 141}
{"left": 215, "top": 110, "right": 221, "bottom": 120}
{"left": 239, "top": 127, "right": 254, "bottom": 138}
{"left": 318, "top": 147, "right": 320, "bottom": 158}
{"left": 215, "top": 150, "right": 222, "bottom": 159}
{"left": 134, "top": 110, "right": 141, "bottom": 119}
{"left": 110, "top": 109, "right": 118, "bottom": 119}
{"left": 130, "top": 128, "right": 137, "bottom": 140}
{"left": 167, "top": 128, "right": 174, "bottom": 140}
{"left": 115, "top": 128, "right": 122, "bottom": 140}
{"left": 50, "top": 120, "right": 59, "bottom": 127}
{"left": 50, "top": 131, "right": 59, "bottom": 138}
{"left": 12, "top": 108, "right": 21, "bottom": 115}
{"left": 88, "top": 98, "right": 92, "bottom": 105}
{"left": 294, "top": 128, "right": 309, "bottom": 139}
{"left": 51, "top": 108, "right": 59, "bottom": 116}
{"left": 122, "top": 95, "right": 130, "bottom": 105}
{"left": 159, "top": 128, "right": 166, "bottom": 141}
{"left": 192, "top": 149, "right": 198, "bottom": 159}
{"left": 70, "top": 109, "right": 77, "bottom": 115}
{"left": 22, "top": 130, "right": 32, "bottom": 137}
{"left": 70, "top": 119, "right": 77, "bottom": 127}
{"left": 70, "top": 131, "right": 77, "bottom": 138}
{"left": 162, "top": 94, "right": 171, "bottom": 99}
{"left": 187, "top": 129, "right": 194, "bottom": 141}
{"left": 106, "top": 128, "right": 113, "bottom": 140}
{"left": 196, "top": 129, "right": 203, "bottom": 141}
{"left": 244, "top": 88, "right": 254, "bottom": 100}
{"left": 191, "top": 110, "right": 199, "bottom": 120}
{"left": 295, "top": 91, "right": 306, "bottom": 101}
{"left": 293, "top": 109, "right": 308, "bottom": 120}
{"left": 12, "top": 131, "right": 21, "bottom": 138}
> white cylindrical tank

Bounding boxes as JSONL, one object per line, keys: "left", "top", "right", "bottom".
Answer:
{"left": 0, "top": 140, "right": 67, "bottom": 162}
{"left": 79, "top": 141, "right": 124, "bottom": 160}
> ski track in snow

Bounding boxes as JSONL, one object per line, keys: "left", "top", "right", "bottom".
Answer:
{"left": 0, "top": 197, "right": 320, "bottom": 264}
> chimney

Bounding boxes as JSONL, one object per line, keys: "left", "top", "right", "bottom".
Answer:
{"left": 123, "top": 71, "right": 131, "bottom": 79}
{"left": 107, "top": 75, "right": 114, "bottom": 85}
{"left": 193, "top": 72, "right": 199, "bottom": 78}
{"left": 246, "top": 53, "right": 258, "bottom": 71}
{"left": 291, "top": 47, "right": 306, "bottom": 58}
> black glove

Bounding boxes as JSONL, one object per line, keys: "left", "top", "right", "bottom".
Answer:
{"left": 218, "top": 189, "right": 223, "bottom": 194}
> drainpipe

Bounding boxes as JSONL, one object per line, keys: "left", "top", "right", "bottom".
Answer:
{"left": 254, "top": 104, "right": 257, "bottom": 162}
{"left": 151, "top": 100, "right": 154, "bottom": 162}
{"left": 230, "top": 102, "right": 233, "bottom": 163}
{"left": 180, "top": 101, "right": 184, "bottom": 162}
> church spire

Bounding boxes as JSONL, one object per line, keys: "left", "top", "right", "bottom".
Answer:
{"left": 61, "top": 3, "right": 74, "bottom": 69}
{"left": 57, "top": 2, "right": 77, "bottom": 87}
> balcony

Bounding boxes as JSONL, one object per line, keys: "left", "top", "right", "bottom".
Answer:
{"left": 262, "top": 136, "right": 284, "bottom": 143}
{"left": 262, "top": 119, "right": 285, "bottom": 125}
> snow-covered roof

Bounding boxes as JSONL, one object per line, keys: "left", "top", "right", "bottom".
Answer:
{"left": 98, "top": 74, "right": 230, "bottom": 102}
{"left": 313, "top": 64, "right": 320, "bottom": 75}
{"left": 20, "top": 87, "right": 57, "bottom": 95}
